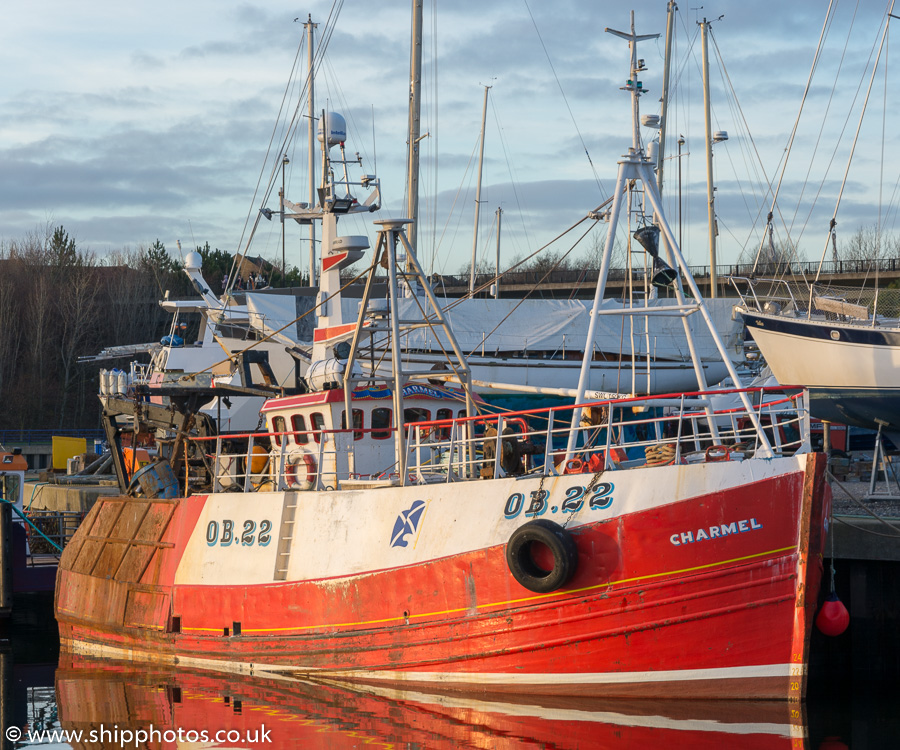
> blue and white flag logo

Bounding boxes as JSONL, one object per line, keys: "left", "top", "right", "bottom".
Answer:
{"left": 390, "top": 500, "right": 427, "bottom": 548}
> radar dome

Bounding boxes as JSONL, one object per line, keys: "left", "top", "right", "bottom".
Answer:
{"left": 184, "top": 251, "right": 203, "bottom": 270}
{"left": 317, "top": 112, "right": 347, "bottom": 147}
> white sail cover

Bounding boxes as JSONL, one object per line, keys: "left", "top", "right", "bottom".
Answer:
{"left": 391, "top": 297, "right": 743, "bottom": 362}
{"left": 246, "top": 291, "right": 743, "bottom": 364}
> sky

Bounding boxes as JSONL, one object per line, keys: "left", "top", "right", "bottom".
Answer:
{"left": 1, "top": 0, "right": 898, "bottom": 277}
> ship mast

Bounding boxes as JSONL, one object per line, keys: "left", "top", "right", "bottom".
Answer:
{"left": 566, "top": 12, "right": 773, "bottom": 459}
{"left": 468, "top": 84, "right": 491, "bottom": 295}
{"left": 406, "top": 0, "right": 424, "bottom": 256}
{"left": 700, "top": 16, "right": 718, "bottom": 298}
{"left": 305, "top": 16, "right": 318, "bottom": 287}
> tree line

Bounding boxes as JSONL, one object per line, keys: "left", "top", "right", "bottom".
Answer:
{"left": 0, "top": 226, "right": 275, "bottom": 432}
{"left": 1, "top": 221, "right": 895, "bottom": 433}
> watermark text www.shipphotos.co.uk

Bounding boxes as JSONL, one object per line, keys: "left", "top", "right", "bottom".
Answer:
{"left": 6, "top": 723, "right": 273, "bottom": 747}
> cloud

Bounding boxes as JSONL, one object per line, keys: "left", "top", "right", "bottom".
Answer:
{"left": 0, "top": 0, "right": 896, "bottom": 273}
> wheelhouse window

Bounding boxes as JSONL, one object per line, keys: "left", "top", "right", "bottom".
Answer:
{"left": 404, "top": 408, "right": 431, "bottom": 438}
{"left": 435, "top": 408, "right": 453, "bottom": 440}
{"left": 272, "top": 416, "right": 286, "bottom": 447}
{"left": 371, "top": 407, "right": 392, "bottom": 440}
{"left": 341, "top": 409, "right": 364, "bottom": 441}
{"left": 310, "top": 412, "right": 326, "bottom": 443}
{"left": 290, "top": 414, "right": 309, "bottom": 445}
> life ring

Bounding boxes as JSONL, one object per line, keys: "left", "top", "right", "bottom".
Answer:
{"left": 285, "top": 451, "right": 317, "bottom": 490}
{"left": 704, "top": 444, "right": 731, "bottom": 462}
{"left": 505, "top": 519, "right": 578, "bottom": 593}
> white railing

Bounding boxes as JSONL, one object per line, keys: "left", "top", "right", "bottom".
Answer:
{"left": 191, "top": 386, "right": 810, "bottom": 493}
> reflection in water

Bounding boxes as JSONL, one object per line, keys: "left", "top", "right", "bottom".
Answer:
{"left": 49, "top": 656, "right": 808, "bottom": 749}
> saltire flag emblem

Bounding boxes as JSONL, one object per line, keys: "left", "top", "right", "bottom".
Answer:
{"left": 390, "top": 500, "right": 427, "bottom": 548}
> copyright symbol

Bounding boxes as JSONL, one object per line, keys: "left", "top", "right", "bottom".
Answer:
{"left": 5, "top": 726, "right": 22, "bottom": 742}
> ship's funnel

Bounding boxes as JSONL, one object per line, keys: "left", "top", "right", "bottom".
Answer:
{"left": 633, "top": 225, "right": 678, "bottom": 288}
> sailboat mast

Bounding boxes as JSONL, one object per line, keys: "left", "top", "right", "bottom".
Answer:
{"left": 469, "top": 84, "right": 490, "bottom": 295}
{"left": 656, "top": 1, "right": 676, "bottom": 196}
{"left": 306, "top": 16, "right": 318, "bottom": 287}
{"left": 406, "top": 0, "right": 423, "bottom": 255}
{"left": 700, "top": 17, "right": 718, "bottom": 298}
{"left": 494, "top": 207, "right": 502, "bottom": 299}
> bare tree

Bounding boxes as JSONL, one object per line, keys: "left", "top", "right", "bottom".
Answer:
{"left": 840, "top": 224, "right": 880, "bottom": 263}
{"left": 55, "top": 252, "right": 100, "bottom": 428}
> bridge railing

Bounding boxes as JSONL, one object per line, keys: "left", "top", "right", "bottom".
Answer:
{"left": 428, "top": 258, "right": 900, "bottom": 292}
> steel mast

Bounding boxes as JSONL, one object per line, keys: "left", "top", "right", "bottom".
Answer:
{"left": 305, "top": 16, "right": 318, "bottom": 287}
{"left": 468, "top": 84, "right": 491, "bottom": 295}
{"left": 406, "top": 0, "right": 424, "bottom": 257}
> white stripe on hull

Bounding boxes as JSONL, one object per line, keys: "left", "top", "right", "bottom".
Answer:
{"left": 62, "top": 636, "right": 795, "bottom": 691}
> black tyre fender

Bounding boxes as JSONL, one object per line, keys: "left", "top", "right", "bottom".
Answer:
{"left": 505, "top": 519, "right": 578, "bottom": 593}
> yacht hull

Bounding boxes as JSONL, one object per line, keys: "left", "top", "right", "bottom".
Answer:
{"left": 741, "top": 310, "right": 900, "bottom": 429}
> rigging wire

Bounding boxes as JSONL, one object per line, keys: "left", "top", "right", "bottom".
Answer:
{"left": 521, "top": 0, "right": 606, "bottom": 200}
{"left": 783, "top": 2, "right": 859, "bottom": 261}
{"left": 814, "top": 2, "right": 895, "bottom": 284}
{"left": 707, "top": 31, "right": 770, "bottom": 258}
{"left": 432, "top": 136, "right": 481, "bottom": 276}
{"left": 751, "top": 0, "right": 839, "bottom": 276}
{"left": 226, "top": 2, "right": 348, "bottom": 289}
{"left": 490, "top": 95, "right": 533, "bottom": 264}
{"left": 226, "top": 31, "right": 308, "bottom": 289}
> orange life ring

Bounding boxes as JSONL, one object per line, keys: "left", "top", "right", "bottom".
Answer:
{"left": 286, "top": 451, "right": 317, "bottom": 490}
{"left": 704, "top": 445, "right": 731, "bottom": 462}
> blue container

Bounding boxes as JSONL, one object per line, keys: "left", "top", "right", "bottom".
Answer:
{"left": 132, "top": 460, "right": 180, "bottom": 499}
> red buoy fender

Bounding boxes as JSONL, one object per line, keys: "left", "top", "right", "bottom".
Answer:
{"left": 815, "top": 592, "right": 850, "bottom": 637}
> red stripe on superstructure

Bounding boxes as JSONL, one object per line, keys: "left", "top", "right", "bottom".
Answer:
{"left": 322, "top": 251, "right": 348, "bottom": 271}
{"left": 262, "top": 389, "right": 346, "bottom": 411}
{"left": 313, "top": 323, "right": 357, "bottom": 343}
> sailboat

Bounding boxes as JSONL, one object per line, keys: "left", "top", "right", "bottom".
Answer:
{"left": 735, "top": 279, "right": 900, "bottom": 438}
{"left": 732, "top": 2, "right": 900, "bottom": 442}
{"left": 55, "top": 15, "right": 828, "bottom": 702}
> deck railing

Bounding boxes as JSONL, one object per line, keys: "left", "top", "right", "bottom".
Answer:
{"left": 193, "top": 386, "right": 810, "bottom": 492}
{"left": 20, "top": 509, "right": 84, "bottom": 560}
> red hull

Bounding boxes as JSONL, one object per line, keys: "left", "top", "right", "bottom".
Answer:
{"left": 55, "top": 454, "right": 828, "bottom": 700}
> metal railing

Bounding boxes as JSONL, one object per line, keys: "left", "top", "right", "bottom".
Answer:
{"left": 19, "top": 509, "right": 84, "bottom": 560}
{"left": 429, "top": 258, "right": 900, "bottom": 293}
{"left": 193, "top": 386, "right": 810, "bottom": 492}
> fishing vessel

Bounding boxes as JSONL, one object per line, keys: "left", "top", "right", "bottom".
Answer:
{"left": 54, "top": 15, "right": 829, "bottom": 702}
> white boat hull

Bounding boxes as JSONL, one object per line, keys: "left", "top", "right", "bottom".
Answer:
{"left": 741, "top": 309, "right": 900, "bottom": 429}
